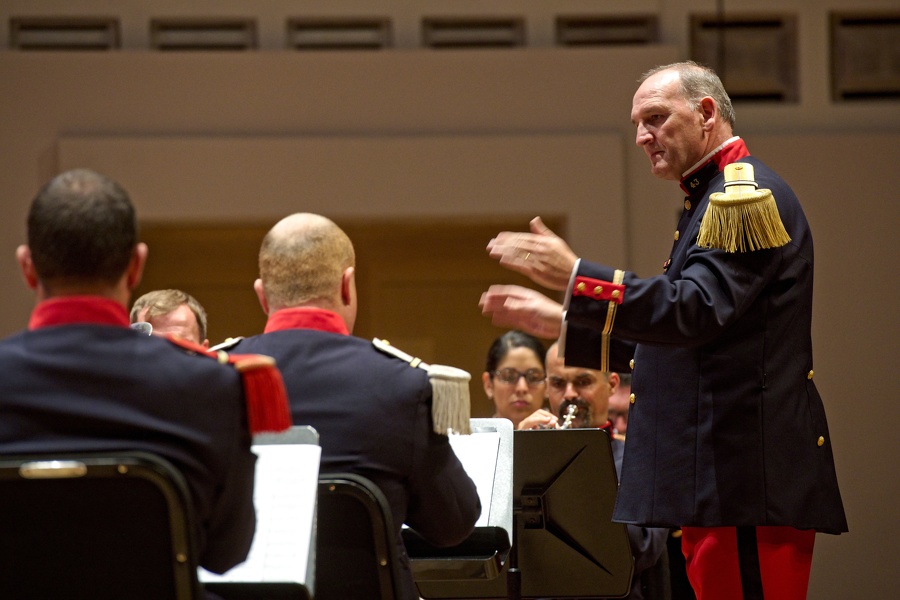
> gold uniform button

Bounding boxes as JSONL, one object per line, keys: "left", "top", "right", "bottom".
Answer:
{"left": 807, "top": 370, "right": 814, "bottom": 380}
{"left": 629, "top": 393, "right": 636, "bottom": 405}
{"left": 611, "top": 290, "right": 620, "bottom": 299}
{"left": 629, "top": 359, "right": 635, "bottom": 370}
{"left": 594, "top": 286, "right": 603, "bottom": 296}
{"left": 817, "top": 436, "right": 825, "bottom": 447}
{"left": 674, "top": 230, "right": 680, "bottom": 241}
{"left": 684, "top": 200, "right": 692, "bottom": 210}
{"left": 576, "top": 282, "right": 586, "bottom": 293}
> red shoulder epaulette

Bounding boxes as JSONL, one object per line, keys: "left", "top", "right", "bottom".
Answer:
{"left": 164, "top": 335, "right": 292, "bottom": 435}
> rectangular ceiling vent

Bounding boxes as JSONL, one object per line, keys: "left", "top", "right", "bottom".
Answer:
{"left": 831, "top": 13, "right": 900, "bottom": 101}
{"left": 150, "top": 18, "right": 257, "bottom": 51}
{"left": 556, "top": 15, "right": 658, "bottom": 46}
{"left": 691, "top": 14, "right": 798, "bottom": 102}
{"left": 9, "top": 17, "right": 120, "bottom": 50}
{"left": 422, "top": 17, "right": 525, "bottom": 49}
{"left": 287, "top": 18, "right": 391, "bottom": 50}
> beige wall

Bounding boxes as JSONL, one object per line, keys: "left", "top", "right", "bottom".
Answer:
{"left": 1, "top": 30, "right": 898, "bottom": 599}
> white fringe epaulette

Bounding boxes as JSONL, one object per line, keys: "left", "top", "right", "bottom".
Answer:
{"left": 372, "top": 338, "right": 471, "bottom": 435}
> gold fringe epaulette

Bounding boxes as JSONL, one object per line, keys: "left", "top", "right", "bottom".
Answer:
{"left": 372, "top": 338, "right": 471, "bottom": 435}
{"left": 164, "top": 335, "right": 292, "bottom": 435}
{"left": 697, "top": 162, "right": 791, "bottom": 253}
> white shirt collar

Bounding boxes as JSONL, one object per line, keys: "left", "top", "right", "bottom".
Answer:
{"left": 681, "top": 136, "right": 741, "bottom": 178}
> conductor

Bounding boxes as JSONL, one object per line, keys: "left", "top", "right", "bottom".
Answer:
{"left": 480, "top": 62, "right": 847, "bottom": 599}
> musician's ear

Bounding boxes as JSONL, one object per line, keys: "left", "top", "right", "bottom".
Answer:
{"left": 482, "top": 371, "right": 494, "bottom": 399}
{"left": 607, "top": 372, "right": 620, "bottom": 396}
{"left": 253, "top": 278, "right": 270, "bottom": 315}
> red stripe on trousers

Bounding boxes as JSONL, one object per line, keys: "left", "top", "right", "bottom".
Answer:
{"left": 681, "top": 526, "right": 816, "bottom": 600}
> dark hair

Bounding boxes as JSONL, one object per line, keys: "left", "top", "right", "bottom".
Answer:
{"left": 27, "top": 169, "right": 137, "bottom": 288}
{"left": 485, "top": 330, "right": 546, "bottom": 373}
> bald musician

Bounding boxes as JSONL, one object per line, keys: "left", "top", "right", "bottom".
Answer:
{"left": 224, "top": 213, "right": 480, "bottom": 599}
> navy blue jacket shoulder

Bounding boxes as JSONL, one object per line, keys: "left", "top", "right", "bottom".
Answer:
{"left": 233, "top": 329, "right": 481, "bottom": 600}
{"left": 0, "top": 324, "right": 257, "bottom": 573}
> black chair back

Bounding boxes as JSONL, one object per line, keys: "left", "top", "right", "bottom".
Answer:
{"left": 0, "top": 451, "right": 200, "bottom": 600}
{"left": 315, "top": 474, "right": 402, "bottom": 600}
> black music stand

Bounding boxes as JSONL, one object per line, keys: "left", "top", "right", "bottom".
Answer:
{"left": 411, "top": 428, "right": 634, "bottom": 599}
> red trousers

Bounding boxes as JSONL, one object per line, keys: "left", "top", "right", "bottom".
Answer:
{"left": 681, "top": 526, "right": 816, "bottom": 600}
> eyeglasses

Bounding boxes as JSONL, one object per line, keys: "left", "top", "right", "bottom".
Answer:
{"left": 548, "top": 374, "right": 598, "bottom": 392}
{"left": 493, "top": 368, "right": 546, "bottom": 386}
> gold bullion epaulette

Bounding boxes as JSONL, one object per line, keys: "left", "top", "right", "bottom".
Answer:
{"left": 697, "top": 162, "right": 791, "bottom": 253}
{"left": 372, "top": 338, "right": 471, "bottom": 435}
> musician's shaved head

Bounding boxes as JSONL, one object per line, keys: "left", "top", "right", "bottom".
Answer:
{"left": 255, "top": 213, "right": 358, "bottom": 330}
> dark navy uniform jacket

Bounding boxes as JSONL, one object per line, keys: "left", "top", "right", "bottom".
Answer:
{"left": 563, "top": 139, "right": 848, "bottom": 534}
{"left": 231, "top": 307, "right": 481, "bottom": 600}
{"left": 0, "top": 297, "right": 258, "bottom": 574}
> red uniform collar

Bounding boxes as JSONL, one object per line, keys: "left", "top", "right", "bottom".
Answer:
{"left": 28, "top": 296, "right": 130, "bottom": 331}
{"left": 597, "top": 419, "right": 613, "bottom": 434}
{"left": 679, "top": 137, "right": 750, "bottom": 195}
{"left": 264, "top": 307, "right": 349, "bottom": 335}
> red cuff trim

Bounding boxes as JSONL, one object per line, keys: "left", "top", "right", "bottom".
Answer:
{"left": 573, "top": 277, "right": 625, "bottom": 305}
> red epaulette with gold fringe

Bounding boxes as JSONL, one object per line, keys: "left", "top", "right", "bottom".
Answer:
{"left": 164, "top": 335, "right": 292, "bottom": 435}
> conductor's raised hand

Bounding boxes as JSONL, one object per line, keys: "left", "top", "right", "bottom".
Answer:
{"left": 479, "top": 285, "right": 563, "bottom": 340}
{"left": 486, "top": 217, "right": 578, "bottom": 291}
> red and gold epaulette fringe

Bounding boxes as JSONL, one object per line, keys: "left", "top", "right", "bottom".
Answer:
{"left": 164, "top": 336, "right": 292, "bottom": 435}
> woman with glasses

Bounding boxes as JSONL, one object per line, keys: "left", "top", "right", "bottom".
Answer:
{"left": 481, "top": 330, "right": 554, "bottom": 429}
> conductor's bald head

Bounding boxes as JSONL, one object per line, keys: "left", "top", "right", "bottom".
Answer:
{"left": 254, "top": 213, "right": 357, "bottom": 331}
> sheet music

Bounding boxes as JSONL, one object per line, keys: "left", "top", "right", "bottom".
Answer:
{"left": 199, "top": 444, "right": 321, "bottom": 584}
{"left": 449, "top": 432, "right": 501, "bottom": 527}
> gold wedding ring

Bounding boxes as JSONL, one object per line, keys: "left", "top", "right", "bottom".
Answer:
{"left": 524, "top": 252, "right": 531, "bottom": 261}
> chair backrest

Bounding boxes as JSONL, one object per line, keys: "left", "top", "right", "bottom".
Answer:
{"left": 0, "top": 451, "right": 201, "bottom": 600}
{"left": 315, "top": 473, "right": 403, "bottom": 600}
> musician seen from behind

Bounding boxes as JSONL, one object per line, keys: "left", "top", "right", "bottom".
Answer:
{"left": 0, "top": 169, "right": 290, "bottom": 578}
{"left": 130, "top": 288, "right": 209, "bottom": 347}
{"left": 522, "top": 341, "right": 668, "bottom": 600}
{"left": 221, "top": 212, "right": 481, "bottom": 600}
{"left": 480, "top": 61, "right": 847, "bottom": 598}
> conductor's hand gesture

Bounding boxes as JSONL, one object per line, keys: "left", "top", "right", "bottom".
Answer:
{"left": 479, "top": 285, "right": 564, "bottom": 340}
{"left": 486, "top": 217, "right": 578, "bottom": 292}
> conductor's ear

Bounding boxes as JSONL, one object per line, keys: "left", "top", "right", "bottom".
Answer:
{"left": 699, "top": 97, "right": 717, "bottom": 131}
